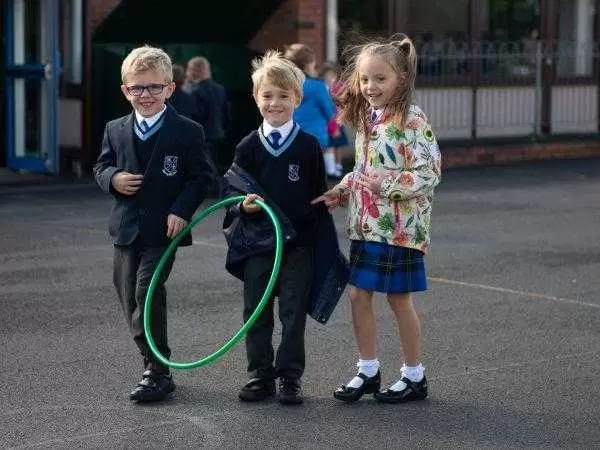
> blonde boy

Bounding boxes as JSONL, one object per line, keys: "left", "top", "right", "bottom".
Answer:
{"left": 94, "top": 45, "right": 214, "bottom": 403}
{"left": 221, "top": 51, "right": 331, "bottom": 404}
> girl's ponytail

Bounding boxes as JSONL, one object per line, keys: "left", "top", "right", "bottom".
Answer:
{"left": 387, "top": 34, "right": 417, "bottom": 129}
{"left": 390, "top": 34, "right": 417, "bottom": 84}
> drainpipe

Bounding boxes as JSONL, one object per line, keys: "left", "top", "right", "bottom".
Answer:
{"left": 326, "top": 0, "right": 337, "bottom": 62}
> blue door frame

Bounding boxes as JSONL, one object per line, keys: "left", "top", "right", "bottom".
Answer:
{"left": 3, "top": 0, "right": 60, "bottom": 174}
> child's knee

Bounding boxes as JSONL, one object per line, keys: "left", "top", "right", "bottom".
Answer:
{"left": 348, "top": 287, "right": 373, "bottom": 304}
{"left": 387, "top": 293, "right": 413, "bottom": 309}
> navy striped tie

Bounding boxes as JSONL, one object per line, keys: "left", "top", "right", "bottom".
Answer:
{"left": 270, "top": 131, "right": 282, "bottom": 148}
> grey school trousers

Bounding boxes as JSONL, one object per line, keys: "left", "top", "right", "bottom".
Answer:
{"left": 113, "top": 239, "right": 175, "bottom": 372}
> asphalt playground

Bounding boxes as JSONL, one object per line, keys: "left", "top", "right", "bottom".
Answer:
{"left": 1, "top": 159, "right": 599, "bottom": 449}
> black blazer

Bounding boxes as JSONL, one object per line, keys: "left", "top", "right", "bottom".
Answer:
{"left": 222, "top": 163, "right": 349, "bottom": 324}
{"left": 191, "top": 79, "right": 229, "bottom": 142}
{"left": 168, "top": 87, "right": 201, "bottom": 124}
{"left": 93, "top": 105, "right": 214, "bottom": 247}
{"left": 222, "top": 163, "right": 297, "bottom": 279}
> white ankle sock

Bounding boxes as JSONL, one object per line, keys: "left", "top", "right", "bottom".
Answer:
{"left": 347, "top": 359, "right": 379, "bottom": 389}
{"left": 324, "top": 152, "right": 336, "bottom": 175}
{"left": 403, "top": 363, "right": 424, "bottom": 382}
{"left": 390, "top": 364, "right": 424, "bottom": 391}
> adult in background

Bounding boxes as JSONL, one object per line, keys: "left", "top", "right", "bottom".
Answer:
{"left": 185, "top": 56, "right": 230, "bottom": 175}
{"left": 168, "top": 64, "right": 200, "bottom": 124}
{"left": 284, "top": 43, "right": 337, "bottom": 178}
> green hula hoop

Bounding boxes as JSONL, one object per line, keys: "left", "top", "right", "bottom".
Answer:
{"left": 144, "top": 195, "right": 283, "bottom": 370}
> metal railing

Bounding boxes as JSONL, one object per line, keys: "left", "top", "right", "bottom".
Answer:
{"left": 413, "top": 40, "right": 600, "bottom": 140}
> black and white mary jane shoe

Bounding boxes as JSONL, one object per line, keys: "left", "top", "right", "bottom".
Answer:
{"left": 373, "top": 376, "right": 428, "bottom": 403}
{"left": 333, "top": 371, "right": 381, "bottom": 402}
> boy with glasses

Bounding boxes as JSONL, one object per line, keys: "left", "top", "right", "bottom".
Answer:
{"left": 94, "top": 45, "right": 214, "bottom": 403}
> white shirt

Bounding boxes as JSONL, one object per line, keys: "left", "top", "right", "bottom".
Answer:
{"left": 135, "top": 105, "right": 166, "bottom": 127}
{"left": 262, "top": 119, "right": 294, "bottom": 144}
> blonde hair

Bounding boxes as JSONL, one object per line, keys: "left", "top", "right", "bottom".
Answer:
{"left": 338, "top": 34, "right": 417, "bottom": 136}
{"left": 121, "top": 45, "right": 173, "bottom": 83}
{"left": 251, "top": 50, "right": 305, "bottom": 99}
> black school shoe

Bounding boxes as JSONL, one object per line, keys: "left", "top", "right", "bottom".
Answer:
{"left": 333, "top": 371, "right": 381, "bottom": 402}
{"left": 129, "top": 370, "right": 175, "bottom": 403}
{"left": 277, "top": 378, "right": 303, "bottom": 405}
{"left": 238, "top": 378, "right": 276, "bottom": 402}
{"left": 374, "top": 376, "right": 428, "bottom": 403}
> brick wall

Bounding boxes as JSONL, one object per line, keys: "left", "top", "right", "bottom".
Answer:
{"left": 442, "top": 141, "right": 600, "bottom": 169}
{"left": 297, "top": 0, "right": 326, "bottom": 63}
{"left": 249, "top": 0, "right": 326, "bottom": 64}
{"left": 87, "top": 0, "right": 121, "bottom": 34}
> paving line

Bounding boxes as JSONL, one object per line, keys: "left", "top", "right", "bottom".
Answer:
{"left": 192, "top": 239, "right": 227, "bottom": 249}
{"left": 429, "top": 276, "right": 600, "bottom": 309}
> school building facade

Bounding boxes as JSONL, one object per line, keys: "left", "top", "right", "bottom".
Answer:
{"left": 1, "top": 0, "right": 599, "bottom": 175}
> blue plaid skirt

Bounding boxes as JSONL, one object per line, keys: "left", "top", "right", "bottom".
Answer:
{"left": 327, "top": 125, "right": 349, "bottom": 148}
{"left": 349, "top": 240, "right": 427, "bottom": 293}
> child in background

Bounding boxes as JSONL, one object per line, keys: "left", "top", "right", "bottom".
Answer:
{"left": 312, "top": 34, "right": 441, "bottom": 403}
{"left": 283, "top": 43, "right": 338, "bottom": 178}
{"left": 320, "top": 61, "right": 350, "bottom": 178}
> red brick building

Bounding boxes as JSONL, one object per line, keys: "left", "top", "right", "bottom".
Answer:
{"left": 2, "top": 0, "right": 599, "bottom": 175}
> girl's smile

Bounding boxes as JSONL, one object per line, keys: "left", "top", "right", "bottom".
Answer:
{"left": 358, "top": 55, "right": 400, "bottom": 109}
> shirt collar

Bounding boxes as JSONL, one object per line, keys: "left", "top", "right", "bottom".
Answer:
{"left": 370, "top": 107, "right": 384, "bottom": 121}
{"left": 135, "top": 105, "right": 166, "bottom": 128}
{"left": 262, "top": 119, "right": 294, "bottom": 142}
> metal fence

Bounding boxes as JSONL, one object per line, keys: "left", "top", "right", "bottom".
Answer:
{"left": 413, "top": 40, "right": 600, "bottom": 141}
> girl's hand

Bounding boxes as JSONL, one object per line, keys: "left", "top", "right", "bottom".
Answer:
{"left": 311, "top": 188, "right": 347, "bottom": 209}
{"left": 353, "top": 170, "right": 384, "bottom": 195}
{"left": 241, "top": 193, "right": 263, "bottom": 214}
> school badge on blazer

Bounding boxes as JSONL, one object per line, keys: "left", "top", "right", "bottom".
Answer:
{"left": 162, "top": 155, "right": 178, "bottom": 176}
{"left": 288, "top": 164, "right": 299, "bottom": 182}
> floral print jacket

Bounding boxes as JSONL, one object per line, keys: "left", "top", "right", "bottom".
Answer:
{"left": 336, "top": 104, "right": 442, "bottom": 253}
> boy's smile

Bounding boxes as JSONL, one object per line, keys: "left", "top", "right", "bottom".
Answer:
{"left": 121, "top": 70, "right": 174, "bottom": 117}
{"left": 254, "top": 81, "right": 300, "bottom": 127}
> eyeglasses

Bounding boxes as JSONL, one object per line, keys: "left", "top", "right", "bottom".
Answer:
{"left": 125, "top": 83, "right": 169, "bottom": 96}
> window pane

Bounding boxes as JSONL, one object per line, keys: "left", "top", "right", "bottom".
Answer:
{"left": 479, "top": 0, "right": 541, "bottom": 77}
{"left": 338, "top": 0, "right": 388, "bottom": 44}
{"left": 405, "top": 0, "right": 470, "bottom": 77}
{"left": 13, "top": 78, "right": 44, "bottom": 158}
{"left": 13, "top": 0, "right": 41, "bottom": 64}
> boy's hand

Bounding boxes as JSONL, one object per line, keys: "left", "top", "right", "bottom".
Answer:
{"left": 166, "top": 214, "right": 188, "bottom": 238}
{"left": 111, "top": 172, "right": 144, "bottom": 195}
{"left": 241, "top": 194, "right": 263, "bottom": 214}
{"left": 311, "top": 188, "right": 347, "bottom": 209}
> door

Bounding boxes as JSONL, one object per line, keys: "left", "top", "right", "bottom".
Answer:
{"left": 4, "top": 0, "right": 59, "bottom": 174}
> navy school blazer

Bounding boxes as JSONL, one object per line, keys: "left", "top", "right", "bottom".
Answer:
{"left": 93, "top": 105, "right": 215, "bottom": 247}
{"left": 222, "top": 163, "right": 349, "bottom": 324}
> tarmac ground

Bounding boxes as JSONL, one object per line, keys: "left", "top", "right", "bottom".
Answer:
{"left": 1, "top": 159, "right": 599, "bottom": 448}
